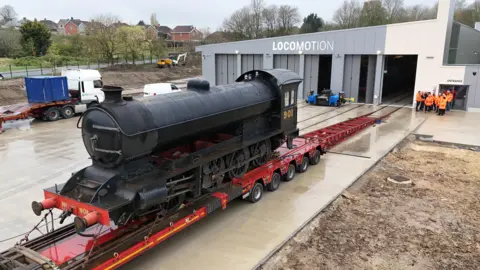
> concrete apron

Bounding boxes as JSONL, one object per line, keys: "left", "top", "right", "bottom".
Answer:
{"left": 122, "top": 108, "right": 426, "bottom": 270}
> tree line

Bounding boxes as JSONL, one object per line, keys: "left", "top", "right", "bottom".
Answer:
{"left": 0, "top": 5, "right": 167, "bottom": 66}
{"left": 216, "top": 0, "right": 480, "bottom": 42}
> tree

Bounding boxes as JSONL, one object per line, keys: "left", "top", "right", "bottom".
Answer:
{"left": 19, "top": 21, "right": 52, "bottom": 56}
{"left": 382, "top": 0, "right": 404, "bottom": 23}
{"left": 0, "top": 5, "right": 17, "bottom": 26}
{"left": 150, "top": 13, "right": 158, "bottom": 26}
{"left": 262, "top": 5, "right": 278, "bottom": 37}
{"left": 300, "top": 13, "right": 325, "bottom": 33}
{"left": 0, "top": 27, "right": 21, "bottom": 57}
{"left": 87, "top": 15, "right": 120, "bottom": 64}
{"left": 333, "top": 0, "right": 362, "bottom": 29}
{"left": 118, "top": 26, "right": 146, "bottom": 64}
{"left": 251, "top": 0, "right": 265, "bottom": 38}
{"left": 222, "top": 6, "right": 255, "bottom": 39}
{"left": 454, "top": 0, "right": 480, "bottom": 27}
{"left": 359, "top": 0, "right": 387, "bottom": 26}
{"left": 276, "top": 5, "right": 301, "bottom": 35}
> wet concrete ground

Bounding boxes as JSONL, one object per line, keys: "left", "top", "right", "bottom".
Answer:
{"left": 414, "top": 111, "right": 480, "bottom": 147}
{"left": 0, "top": 103, "right": 426, "bottom": 268}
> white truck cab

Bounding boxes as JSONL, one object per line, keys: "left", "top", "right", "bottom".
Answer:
{"left": 143, "top": 83, "right": 181, "bottom": 97}
{"left": 61, "top": 69, "right": 105, "bottom": 108}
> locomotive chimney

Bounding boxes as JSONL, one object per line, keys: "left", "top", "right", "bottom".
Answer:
{"left": 102, "top": 85, "right": 125, "bottom": 103}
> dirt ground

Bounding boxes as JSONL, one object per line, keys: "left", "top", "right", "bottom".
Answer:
{"left": 0, "top": 57, "right": 201, "bottom": 106}
{"left": 261, "top": 137, "right": 480, "bottom": 270}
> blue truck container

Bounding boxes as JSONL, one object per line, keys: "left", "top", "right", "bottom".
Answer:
{"left": 24, "top": 76, "right": 69, "bottom": 103}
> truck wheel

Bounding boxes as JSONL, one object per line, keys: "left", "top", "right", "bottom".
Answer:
{"left": 45, "top": 107, "right": 60, "bottom": 121}
{"left": 248, "top": 182, "right": 264, "bottom": 203}
{"left": 310, "top": 150, "right": 321, "bottom": 165}
{"left": 61, "top": 106, "right": 74, "bottom": 119}
{"left": 297, "top": 156, "right": 309, "bottom": 173}
{"left": 284, "top": 163, "right": 296, "bottom": 182}
{"left": 267, "top": 172, "right": 281, "bottom": 191}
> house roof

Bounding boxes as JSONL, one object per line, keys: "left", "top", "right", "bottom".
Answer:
{"left": 112, "top": 22, "right": 129, "bottom": 28}
{"left": 156, "top": 25, "right": 172, "bottom": 34}
{"left": 172, "top": 25, "right": 196, "bottom": 33}
{"left": 39, "top": 19, "right": 58, "bottom": 30}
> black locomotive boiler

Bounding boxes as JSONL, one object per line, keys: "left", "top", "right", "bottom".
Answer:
{"left": 32, "top": 69, "right": 302, "bottom": 232}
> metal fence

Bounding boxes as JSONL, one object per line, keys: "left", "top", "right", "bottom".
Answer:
{"left": 0, "top": 53, "right": 174, "bottom": 80}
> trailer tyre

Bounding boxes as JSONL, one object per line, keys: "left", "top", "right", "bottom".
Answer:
{"left": 310, "top": 150, "right": 321, "bottom": 165}
{"left": 45, "top": 107, "right": 60, "bottom": 121}
{"left": 248, "top": 182, "right": 264, "bottom": 203}
{"left": 284, "top": 163, "right": 296, "bottom": 182}
{"left": 297, "top": 156, "right": 309, "bottom": 173}
{"left": 267, "top": 172, "right": 281, "bottom": 192}
{"left": 61, "top": 106, "right": 74, "bottom": 119}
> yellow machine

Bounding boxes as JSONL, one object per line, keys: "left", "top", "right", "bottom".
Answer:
{"left": 157, "top": 58, "right": 173, "bottom": 68}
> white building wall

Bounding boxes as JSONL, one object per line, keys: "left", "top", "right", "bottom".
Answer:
{"left": 384, "top": 0, "right": 467, "bottom": 105}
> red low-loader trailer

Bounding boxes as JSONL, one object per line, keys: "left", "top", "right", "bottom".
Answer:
{"left": 0, "top": 114, "right": 379, "bottom": 270}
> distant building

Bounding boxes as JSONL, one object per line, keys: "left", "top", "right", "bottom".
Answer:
{"left": 57, "top": 19, "right": 70, "bottom": 34}
{"left": 171, "top": 25, "right": 202, "bottom": 42}
{"left": 39, "top": 19, "right": 58, "bottom": 33}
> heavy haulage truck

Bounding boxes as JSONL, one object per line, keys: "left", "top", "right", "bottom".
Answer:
{"left": 0, "top": 69, "right": 105, "bottom": 133}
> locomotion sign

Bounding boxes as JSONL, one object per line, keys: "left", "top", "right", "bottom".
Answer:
{"left": 272, "top": 41, "right": 334, "bottom": 51}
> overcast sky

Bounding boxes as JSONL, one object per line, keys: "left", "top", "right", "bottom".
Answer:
{"left": 3, "top": 0, "right": 449, "bottom": 29}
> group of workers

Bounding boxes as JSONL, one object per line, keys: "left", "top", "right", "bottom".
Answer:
{"left": 415, "top": 90, "right": 456, "bottom": 116}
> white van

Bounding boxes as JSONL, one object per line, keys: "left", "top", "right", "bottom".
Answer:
{"left": 143, "top": 83, "right": 181, "bottom": 97}
{"left": 61, "top": 69, "right": 105, "bottom": 108}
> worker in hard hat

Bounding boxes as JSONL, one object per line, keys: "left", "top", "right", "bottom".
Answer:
{"left": 424, "top": 93, "right": 434, "bottom": 113}
{"left": 415, "top": 91, "right": 424, "bottom": 111}
{"left": 438, "top": 94, "right": 448, "bottom": 116}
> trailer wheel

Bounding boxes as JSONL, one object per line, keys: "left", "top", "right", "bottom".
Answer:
{"left": 310, "top": 150, "right": 321, "bottom": 165}
{"left": 284, "top": 163, "right": 296, "bottom": 182}
{"left": 61, "top": 106, "right": 74, "bottom": 119}
{"left": 248, "top": 182, "right": 263, "bottom": 203}
{"left": 267, "top": 172, "right": 281, "bottom": 191}
{"left": 45, "top": 107, "right": 60, "bottom": 121}
{"left": 297, "top": 156, "right": 309, "bottom": 173}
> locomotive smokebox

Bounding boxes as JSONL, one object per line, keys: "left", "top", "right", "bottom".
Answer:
{"left": 102, "top": 85, "right": 125, "bottom": 104}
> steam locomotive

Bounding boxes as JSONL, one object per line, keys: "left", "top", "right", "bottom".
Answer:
{"left": 31, "top": 69, "right": 302, "bottom": 233}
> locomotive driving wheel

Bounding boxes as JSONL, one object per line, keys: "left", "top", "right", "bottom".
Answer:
{"left": 228, "top": 148, "right": 250, "bottom": 179}
{"left": 251, "top": 140, "right": 272, "bottom": 167}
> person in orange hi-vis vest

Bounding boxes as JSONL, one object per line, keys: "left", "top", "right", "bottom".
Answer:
{"left": 438, "top": 94, "right": 448, "bottom": 116}
{"left": 446, "top": 91, "right": 454, "bottom": 111}
{"left": 415, "top": 91, "right": 424, "bottom": 111}
{"left": 424, "top": 93, "right": 434, "bottom": 113}
{"left": 434, "top": 93, "right": 440, "bottom": 113}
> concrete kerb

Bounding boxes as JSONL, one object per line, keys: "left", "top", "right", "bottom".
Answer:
{"left": 253, "top": 118, "right": 426, "bottom": 270}
{"left": 413, "top": 133, "right": 480, "bottom": 152}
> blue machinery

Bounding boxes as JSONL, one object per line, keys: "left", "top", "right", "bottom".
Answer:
{"left": 306, "top": 90, "right": 349, "bottom": 107}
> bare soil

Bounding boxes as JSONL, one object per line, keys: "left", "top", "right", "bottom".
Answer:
{"left": 0, "top": 57, "right": 201, "bottom": 106}
{"left": 261, "top": 138, "right": 480, "bottom": 270}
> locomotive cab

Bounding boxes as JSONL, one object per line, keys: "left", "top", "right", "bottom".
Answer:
{"left": 236, "top": 69, "right": 302, "bottom": 148}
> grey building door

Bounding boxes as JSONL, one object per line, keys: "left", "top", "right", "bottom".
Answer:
{"left": 273, "top": 55, "right": 300, "bottom": 74}
{"left": 241, "top": 54, "right": 264, "bottom": 73}
{"left": 343, "top": 55, "right": 361, "bottom": 102}
{"left": 215, "top": 54, "right": 238, "bottom": 85}
{"left": 303, "top": 55, "right": 320, "bottom": 97}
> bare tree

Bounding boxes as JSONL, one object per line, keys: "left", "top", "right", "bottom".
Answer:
{"left": 333, "top": 0, "right": 362, "bottom": 29}
{"left": 0, "top": 5, "right": 17, "bottom": 26}
{"left": 262, "top": 5, "right": 278, "bottom": 37}
{"left": 382, "top": 0, "right": 404, "bottom": 23}
{"left": 276, "top": 5, "right": 301, "bottom": 34}
{"left": 118, "top": 26, "right": 146, "bottom": 64}
{"left": 222, "top": 6, "right": 255, "bottom": 39}
{"left": 250, "top": 0, "right": 265, "bottom": 38}
{"left": 87, "top": 14, "right": 121, "bottom": 64}
{"left": 198, "top": 27, "right": 212, "bottom": 40}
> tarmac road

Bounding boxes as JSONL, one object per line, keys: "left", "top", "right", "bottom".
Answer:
{"left": 0, "top": 103, "right": 426, "bottom": 269}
